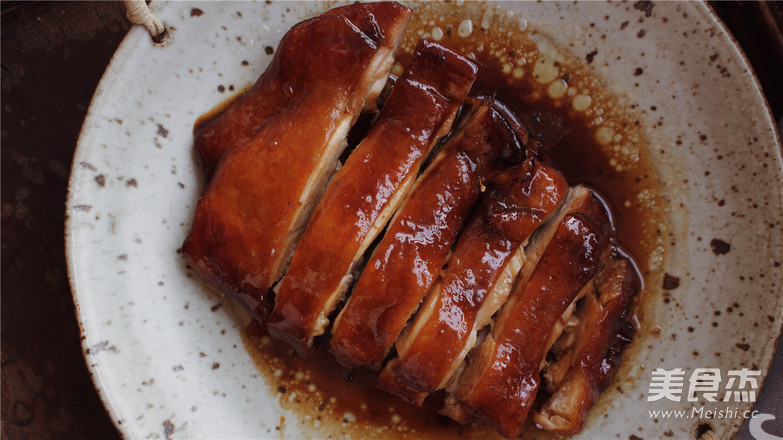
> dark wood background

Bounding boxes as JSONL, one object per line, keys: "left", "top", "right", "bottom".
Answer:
{"left": 1, "top": 2, "right": 781, "bottom": 439}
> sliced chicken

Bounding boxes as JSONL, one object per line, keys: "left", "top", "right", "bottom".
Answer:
{"left": 378, "top": 157, "right": 568, "bottom": 404}
{"left": 440, "top": 186, "right": 598, "bottom": 421}
{"left": 443, "top": 197, "right": 610, "bottom": 438}
{"left": 533, "top": 254, "right": 639, "bottom": 435}
{"left": 538, "top": 192, "right": 615, "bottom": 371}
{"left": 330, "top": 99, "right": 529, "bottom": 371}
{"left": 193, "top": 2, "right": 412, "bottom": 181}
{"left": 267, "top": 39, "right": 479, "bottom": 355}
{"left": 182, "top": 4, "right": 411, "bottom": 320}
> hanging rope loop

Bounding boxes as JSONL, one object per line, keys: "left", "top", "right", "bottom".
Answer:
{"left": 124, "top": 0, "right": 165, "bottom": 37}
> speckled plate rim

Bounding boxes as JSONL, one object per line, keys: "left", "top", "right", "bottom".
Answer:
{"left": 65, "top": 16, "right": 153, "bottom": 438}
{"left": 707, "top": 1, "right": 783, "bottom": 433}
{"left": 676, "top": 8, "right": 783, "bottom": 435}
{"left": 64, "top": 1, "right": 783, "bottom": 439}
{"left": 701, "top": 0, "right": 783, "bottom": 397}
{"left": 705, "top": 1, "right": 782, "bottom": 143}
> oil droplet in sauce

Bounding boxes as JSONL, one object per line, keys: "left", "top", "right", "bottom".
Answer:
{"left": 238, "top": 2, "right": 668, "bottom": 438}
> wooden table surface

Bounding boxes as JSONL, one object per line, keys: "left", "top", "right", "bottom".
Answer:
{"left": 1, "top": 2, "right": 781, "bottom": 439}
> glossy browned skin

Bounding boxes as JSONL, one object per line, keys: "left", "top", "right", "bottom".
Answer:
{"left": 533, "top": 255, "right": 639, "bottom": 435}
{"left": 193, "top": 2, "right": 412, "bottom": 181}
{"left": 535, "top": 191, "right": 616, "bottom": 370}
{"left": 329, "top": 99, "right": 528, "bottom": 371}
{"left": 445, "top": 211, "right": 609, "bottom": 438}
{"left": 181, "top": 5, "right": 411, "bottom": 320}
{"left": 379, "top": 157, "right": 568, "bottom": 402}
{"left": 267, "top": 39, "right": 479, "bottom": 355}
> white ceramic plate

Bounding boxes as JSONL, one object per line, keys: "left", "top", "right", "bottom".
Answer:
{"left": 66, "top": 1, "right": 783, "bottom": 438}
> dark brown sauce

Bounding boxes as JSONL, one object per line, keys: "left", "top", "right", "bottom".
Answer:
{"left": 193, "top": 91, "right": 245, "bottom": 137}
{"left": 243, "top": 321, "right": 504, "bottom": 439}
{"left": 392, "top": 18, "right": 663, "bottom": 286}
{"left": 232, "top": 2, "right": 667, "bottom": 438}
{"left": 472, "top": 64, "right": 659, "bottom": 282}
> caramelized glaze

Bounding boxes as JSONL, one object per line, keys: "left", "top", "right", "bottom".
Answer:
{"left": 534, "top": 255, "right": 639, "bottom": 434}
{"left": 194, "top": 2, "right": 412, "bottom": 180}
{"left": 380, "top": 157, "right": 568, "bottom": 401}
{"left": 329, "top": 151, "right": 479, "bottom": 370}
{"left": 330, "top": 98, "right": 525, "bottom": 371}
{"left": 445, "top": 210, "right": 610, "bottom": 438}
{"left": 268, "top": 39, "right": 478, "bottom": 355}
{"left": 183, "top": 3, "right": 411, "bottom": 319}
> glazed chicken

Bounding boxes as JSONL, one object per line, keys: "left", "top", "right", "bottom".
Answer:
{"left": 442, "top": 192, "right": 612, "bottom": 438}
{"left": 533, "top": 254, "right": 639, "bottom": 434}
{"left": 183, "top": 3, "right": 641, "bottom": 437}
{"left": 268, "top": 39, "right": 478, "bottom": 355}
{"left": 378, "top": 156, "right": 568, "bottom": 404}
{"left": 329, "top": 97, "right": 529, "bottom": 370}
{"left": 192, "top": 3, "right": 412, "bottom": 181}
{"left": 182, "top": 3, "right": 411, "bottom": 319}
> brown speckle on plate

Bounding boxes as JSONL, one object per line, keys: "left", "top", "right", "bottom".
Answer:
{"left": 662, "top": 273, "right": 680, "bottom": 289}
{"left": 163, "top": 419, "right": 175, "bottom": 439}
{"left": 710, "top": 238, "right": 731, "bottom": 255}
{"left": 633, "top": 0, "right": 654, "bottom": 17}
{"left": 156, "top": 124, "right": 169, "bottom": 138}
{"left": 80, "top": 161, "right": 97, "bottom": 171}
